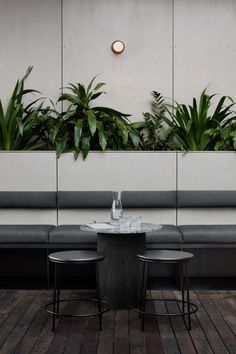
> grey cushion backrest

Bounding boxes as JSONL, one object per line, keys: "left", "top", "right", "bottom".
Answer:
{"left": 57, "top": 191, "right": 177, "bottom": 208}
{"left": 0, "top": 191, "right": 57, "bottom": 208}
{"left": 57, "top": 191, "right": 113, "bottom": 208}
{"left": 177, "top": 190, "right": 236, "bottom": 208}
{"left": 122, "top": 191, "right": 177, "bottom": 208}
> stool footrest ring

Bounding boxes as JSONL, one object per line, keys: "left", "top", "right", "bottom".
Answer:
{"left": 45, "top": 297, "right": 110, "bottom": 318}
{"left": 130, "top": 298, "right": 198, "bottom": 317}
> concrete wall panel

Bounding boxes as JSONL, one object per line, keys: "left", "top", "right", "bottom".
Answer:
{"left": 58, "top": 152, "right": 176, "bottom": 191}
{"left": 0, "top": 152, "right": 57, "bottom": 191}
{"left": 174, "top": 0, "right": 236, "bottom": 103}
{"left": 63, "top": 0, "right": 172, "bottom": 119}
{"left": 0, "top": 0, "right": 61, "bottom": 104}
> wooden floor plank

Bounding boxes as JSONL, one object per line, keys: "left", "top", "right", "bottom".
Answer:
{"left": 162, "top": 290, "right": 197, "bottom": 354}
{"left": 190, "top": 291, "right": 229, "bottom": 354}
{"left": 174, "top": 290, "right": 213, "bottom": 354}
{"left": 0, "top": 289, "right": 233, "bottom": 354}
{"left": 152, "top": 290, "right": 181, "bottom": 354}
{"left": 15, "top": 291, "right": 50, "bottom": 354}
{"left": 46, "top": 290, "right": 76, "bottom": 354}
{"left": 97, "top": 308, "right": 115, "bottom": 354}
{"left": 143, "top": 291, "right": 164, "bottom": 354}
{"left": 0, "top": 290, "right": 37, "bottom": 351}
{"left": 0, "top": 290, "right": 46, "bottom": 354}
{"left": 114, "top": 310, "right": 130, "bottom": 354}
{"left": 214, "top": 291, "right": 236, "bottom": 336}
{"left": 63, "top": 291, "right": 88, "bottom": 354}
{"left": 79, "top": 294, "right": 99, "bottom": 354}
{"left": 129, "top": 309, "right": 146, "bottom": 354}
{"left": 198, "top": 291, "right": 236, "bottom": 353}
{"left": 31, "top": 290, "right": 73, "bottom": 354}
{"left": 0, "top": 290, "right": 17, "bottom": 327}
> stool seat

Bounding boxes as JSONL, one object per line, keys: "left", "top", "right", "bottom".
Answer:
{"left": 46, "top": 250, "right": 109, "bottom": 331}
{"left": 137, "top": 250, "right": 193, "bottom": 263}
{"left": 49, "top": 250, "right": 104, "bottom": 264}
{"left": 134, "top": 249, "right": 197, "bottom": 331}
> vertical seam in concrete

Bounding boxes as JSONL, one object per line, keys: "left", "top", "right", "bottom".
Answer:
{"left": 176, "top": 152, "right": 178, "bottom": 226}
{"left": 56, "top": 156, "right": 59, "bottom": 226}
{"left": 172, "top": 0, "right": 175, "bottom": 105}
{"left": 60, "top": 0, "right": 64, "bottom": 112}
{"left": 172, "top": 1, "right": 178, "bottom": 226}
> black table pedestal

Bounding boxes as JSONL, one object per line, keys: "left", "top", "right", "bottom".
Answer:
{"left": 97, "top": 232, "right": 146, "bottom": 309}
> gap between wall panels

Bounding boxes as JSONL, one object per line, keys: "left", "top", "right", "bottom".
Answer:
{"left": 60, "top": 0, "right": 64, "bottom": 113}
{"left": 172, "top": 0, "right": 175, "bottom": 106}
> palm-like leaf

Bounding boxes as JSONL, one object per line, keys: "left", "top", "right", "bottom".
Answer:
{"left": 163, "top": 89, "right": 236, "bottom": 151}
{"left": 56, "top": 76, "right": 142, "bottom": 159}
{"left": 0, "top": 67, "right": 48, "bottom": 151}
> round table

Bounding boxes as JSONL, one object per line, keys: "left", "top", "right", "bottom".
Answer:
{"left": 81, "top": 223, "right": 161, "bottom": 309}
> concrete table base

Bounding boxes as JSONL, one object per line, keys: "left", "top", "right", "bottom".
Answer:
{"left": 97, "top": 232, "right": 146, "bottom": 309}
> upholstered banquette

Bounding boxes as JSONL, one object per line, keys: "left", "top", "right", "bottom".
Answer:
{"left": 0, "top": 190, "right": 236, "bottom": 279}
{"left": 1, "top": 190, "right": 236, "bottom": 248}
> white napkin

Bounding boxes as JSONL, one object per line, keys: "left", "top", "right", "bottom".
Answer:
{"left": 85, "top": 223, "right": 115, "bottom": 230}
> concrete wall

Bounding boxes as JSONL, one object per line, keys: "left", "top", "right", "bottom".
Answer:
{"left": 57, "top": 151, "right": 177, "bottom": 224}
{"left": 0, "top": 0, "right": 236, "bottom": 118}
{"left": 0, "top": 152, "right": 57, "bottom": 224}
{"left": 1, "top": 150, "right": 236, "bottom": 226}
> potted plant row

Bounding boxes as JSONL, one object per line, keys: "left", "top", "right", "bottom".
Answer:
{"left": 1, "top": 67, "right": 236, "bottom": 160}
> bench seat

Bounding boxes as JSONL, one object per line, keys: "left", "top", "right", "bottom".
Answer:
{"left": 48, "top": 224, "right": 183, "bottom": 249}
{"left": 49, "top": 225, "right": 96, "bottom": 245}
{"left": 0, "top": 225, "right": 55, "bottom": 244}
{"left": 146, "top": 225, "right": 182, "bottom": 245}
{"left": 179, "top": 225, "right": 236, "bottom": 244}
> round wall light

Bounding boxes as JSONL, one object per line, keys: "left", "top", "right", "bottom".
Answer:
{"left": 111, "top": 40, "right": 125, "bottom": 54}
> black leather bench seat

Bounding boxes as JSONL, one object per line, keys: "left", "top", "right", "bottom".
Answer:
{"left": 179, "top": 225, "right": 236, "bottom": 244}
{"left": 0, "top": 225, "right": 55, "bottom": 244}
{"left": 146, "top": 225, "right": 183, "bottom": 244}
{"left": 49, "top": 225, "right": 97, "bottom": 244}
{"left": 49, "top": 224, "right": 183, "bottom": 246}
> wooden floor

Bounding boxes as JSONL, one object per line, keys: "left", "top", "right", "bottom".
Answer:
{"left": 0, "top": 290, "right": 235, "bottom": 354}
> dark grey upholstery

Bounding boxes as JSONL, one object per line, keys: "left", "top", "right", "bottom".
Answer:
{"left": 177, "top": 190, "right": 236, "bottom": 208}
{"left": 49, "top": 224, "right": 183, "bottom": 245}
{"left": 57, "top": 191, "right": 177, "bottom": 209}
{"left": 146, "top": 225, "right": 183, "bottom": 244}
{"left": 0, "top": 192, "right": 57, "bottom": 208}
{"left": 57, "top": 191, "right": 113, "bottom": 208}
{"left": 179, "top": 225, "right": 236, "bottom": 243}
{"left": 0, "top": 225, "right": 55, "bottom": 243}
{"left": 49, "top": 225, "right": 97, "bottom": 244}
{"left": 122, "top": 191, "right": 177, "bottom": 208}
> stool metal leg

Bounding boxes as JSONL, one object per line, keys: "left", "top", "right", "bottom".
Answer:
{"left": 185, "top": 262, "right": 191, "bottom": 330}
{"left": 180, "top": 262, "right": 185, "bottom": 315}
{"left": 56, "top": 264, "right": 60, "bottom": 318}
{"left": 46, "top": 248, "right": 50, "bottom": 289}
{"left": 141, "top": 262, "right": 148, "bottom": 331}
{"left": 52, "top": 262, "right": 58, "bottom": 331}
{"left": 96, "top": 263, "right": 102, "bottom": 331}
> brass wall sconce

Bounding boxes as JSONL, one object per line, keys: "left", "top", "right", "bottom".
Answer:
{"left": 111, "top": 40, "right": 125, "bottom": 54}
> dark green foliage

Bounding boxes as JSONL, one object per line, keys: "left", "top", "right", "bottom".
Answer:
{"left": 163, "top": 89, "right": 236, "bottom": 151}
{"left": 54, "top": 76, "right": 142, "bottom": 159}
{"left": 1, "top": 68, "right": 236, "bottom": 156}
{"left": 142, "top": 91, "right": 174, "bottom": 150}
{"left": 0, "top": 67, "right": 46, "bottom": 150}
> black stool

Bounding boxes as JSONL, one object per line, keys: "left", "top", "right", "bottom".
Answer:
{"left": 45, "top": 250, "right": 110, "bottom": 331}
{"left": 134, "top": 250, "right": 198, "bottom": 331}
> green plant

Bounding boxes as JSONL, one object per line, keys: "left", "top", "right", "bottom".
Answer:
{"left": 142, "top": 91, "right": 173, "bottom": 150}
{"left": 207, "top": 120, "right": 236, "bottom": 151}
{"left": 163, "top": 89, "right": 236, "bottom": 150}
{"left": 0, "top": 67, "right": 45, "bottom": 150}
{"left": 54, "top": 76, "right": 142, "bottom": 159}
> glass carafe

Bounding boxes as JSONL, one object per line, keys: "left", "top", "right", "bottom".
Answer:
{"left": 110, "top": 191, "right": 123, "bottom": 225}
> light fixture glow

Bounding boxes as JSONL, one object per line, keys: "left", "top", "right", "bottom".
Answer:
{"left": 111, "top": 40, "right": 125, "bottom": 54}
